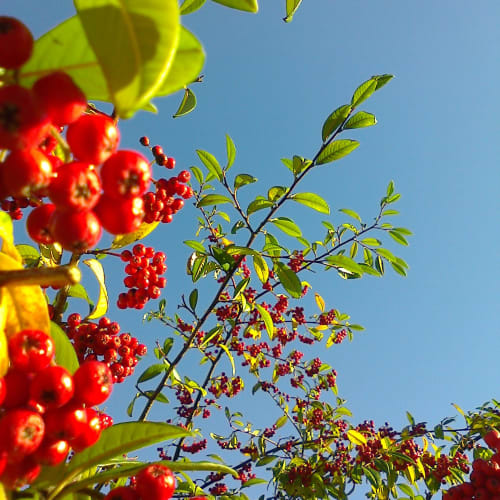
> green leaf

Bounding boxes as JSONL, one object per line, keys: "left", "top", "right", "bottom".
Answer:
{"left": 111, "top": 221, "right": 160, "bottom": 249}
{"left": 184, "top": 240, "right": 206, "bottom": 253}
{"left": 321, "top": 104, "right": 351, "bottom": 142}
{"left": 197, "top": 194, "right": 233, "bottom": 207}
{"left": 154, "top": 27, "right": 205, "bottom": 97}
{"left": 189, "top": 289, "right": 198, "bottom": 310}
{"left": 291, "top": 193, "right": 330, "bottom": 214}
{"left": 256, "top": 455, "right": 278, "bottom": 466}
{"left": 351, "top": 78, "right": 377, "bottom": 108}
{"left": 226, "top": 134, "right": 236, "bottom": 169}
{"left": 344, "top": 111, "right": 377, "bottom": 129}
{"left": 275, "top": 415, "right": 288, "bottom": 429}
{"left": 284, "top": 0, "right": 303, "bottom": 22}
{"left": 247, "top": 198, "right": 273, "bottom": 216}
{"left": 190, "top": 166, "right": 204, "bottom": 184}
{"left": 270, "top": 217, "right": 302, "bottom": 237}
{"left": 373, "top": 74, "right": 394, "bottom": 90}
{"left": 67, "top": 284, "right": 94, "bottom": 311}
{"left": 241, "top": 478, "right": 268, "bottom": 488}
{"left": 83, "top": 259, "right": 108, "bottom": 319}
{"left": 180, "top": 0, "right": 206, "bottom": 14}
{"left": 391, "top": 262, "right": 408, "bottom": 276}
{"left": 252, "top": 254, "right": 269, "bottom": 283}
{"left": 268, "top": 186, "right": 287, "bottom": 202}
{"left": 317, "top": 139, "right": 360, "bottom": 165}
{"left": 234, "top": 174, "right": 257, "bottom": 190}
{"left": 398, "top": 484, "right": 415, "bottom": 498}
{"left": 15, "top": 244, "right": 40, "bottom": 267}
{"left": 196, "top": 150, "right": 223, "bottom": 181}
{"left": 274, "top": 262, "right": 302, "bottom": 298}
{"left": 219, "top": 343, "right": 236, "bottom": 376}
{"left": 255, "top": 303, "right": 274, "bottom": 340}
{"left": 389, "top": 230, "right": 409, "bottom": 246}
{"left": 54, "top": 423, "right": 191, "bottom": 492}
{"left": 347, "top": 429, "right": 367, "bottom": 445}
{"left": 137, "top": 364, "right": 167, "bottom": 383}
{"left": 50, "top": 322, "right": 79, "bottom": 374}
{"left": 211, "top": 0, "right": 258, "bottom": 13}
{"left": 361, "top": 238, "right": 381, "bottom": 247}
{"left": 74, "top": 0, "right": 180, "bottom": 118}
{"left": 339, "top": 208, "right": 361, "bottom": 222}
{"left": 394, "top": 227, "right": 413, "bottom": 236}
{"left": 291, "top": 156, "right": 312, "bottom": 176}
{"left": 173, "top": 88, "right": 196, "bottom": 117}
{"left": 325, "top": 255, "right": 364, "bottom": 275}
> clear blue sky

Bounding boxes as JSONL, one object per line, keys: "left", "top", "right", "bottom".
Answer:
{"left": 4, "top": 1, "right": 500, "bottom": 497}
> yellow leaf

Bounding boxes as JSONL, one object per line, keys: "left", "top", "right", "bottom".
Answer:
{"left": 406, "top": 465, "right": 415, "bottom": 484}
{"left": 422, "top": 436, "right": 428, "bottom": 452}
{"left": 111, "top": 221, "right": 160, "bottom": 249}
{"left": 416, "top": 457, "right": 426, "bottom": 477}
{"left": 0, "top": 482, "right": 7, "bottom": 500}
{"left": 0, "top": 212, "right": 22, "bottom": 263}
{"left": 315, "top": 292, "right": 325, "bottom": 312}
{"left": 347, "top": 429, "right": 367, "bottom": 446}
{"left": 0, "top": 252, "right": 50, "bottom": 339}
{"left": 452, "top": 403, "right": 465, "bottom": 416}
{"left": 0, "top": 291, "right": 8, "bottom": 377}
{"left": 83, "top": 259, "right": 108, "bottom": 319}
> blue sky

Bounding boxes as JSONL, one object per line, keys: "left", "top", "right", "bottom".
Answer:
{"left": 4, "top": 0, "right": 500, "bottom": 497}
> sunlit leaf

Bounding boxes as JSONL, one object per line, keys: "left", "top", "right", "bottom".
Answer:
{"left": 234, "top": 174, "right": 257, "bottom": 190}
{"left": 74, "top": 0, "right": 180, "bottom": 117}
{"left": 247, "top": 198, "right": 273, "bottom": 216}
{"left": 274, "top": 262, "right": 302, "bottom": 298}
{"left": 315, "top": 293, "right": 325, "bottom": 312}
{"left": 211, "top": 0, "right": 258, "bottom": 13}
{"left": 347, "top": 429, "right": 367, "bottom": 445}
{"left": 180, "top": 0, "right": 206, "bottom": 15}
{"left": 253, "top": 254, "right": 269, "bottom": 283}
{"left": 317, "top": 139, "right": 360, "bottom": 165}
{"left": 321, "top": 104, "right": 351, "bottom": 142}
{"left": 283, "top": 0, "right": 303, "bottom": 22}
{"left": 83, "top": 259, "right": 108, "bottom": 319}
{"left": 226, "top": 134, "right": 236, "bottom": 169}
{"left": 270, "top": 217, "right": 302, "bottom": 237}
{"left": 197, "top": 194, "right": 233, "bottom": 207}
{"left": 291, "top": 193, "right": 330, "bottom": 214}
{"left": 173, "top": 87, "right": 196, "bottom": 117}
{"left": 344, "top": 111, "right": 377, "bottom": 129}
{"left": 196, "top": 150, "right": 223, "bottom": 180}
{"left": 111, "top": 221, "right": 160, "bottom": 249}
{"left": 351, "top": 78, "right": 377, "bottom": 108}
{"left": 255, "top": 303, "right": 274, "bottom": 340}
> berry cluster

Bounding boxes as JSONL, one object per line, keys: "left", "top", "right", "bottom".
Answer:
{"left": 117, "top": 245, "right": 167, "bottom": 309}
{"left": 444, "top": 430, "right": 500, "bottom": 500}
{"left": 0, "top": 19, "right": 191, "bottom": 253}
{"left": 0, "top": 328, "right": 113, "bottom": 489}
{"left": 65, "top": 314, "right": 147, "bottom": 383}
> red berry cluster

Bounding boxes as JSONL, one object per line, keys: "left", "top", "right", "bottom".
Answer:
{"left": 65, "top": 314, "right": 147, "bottom": 383}
{"left": 0, "top": 328, "right": 113, "bottom": 489}
{"left": 117, "top": 244, "right": 167, "bottom": 309}
{"left": 103, "top": 464, "right": 176, "bottom": 500}
{"left": 444, "top": 430, "right": 500, "bottom": 500}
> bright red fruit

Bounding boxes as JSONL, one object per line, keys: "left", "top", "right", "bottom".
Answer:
{"left": 71, "top": 408, "right": 103, "bottom": 452}
{"left": 0, "top": 17, "right": 33, "bottom": 69}
{"left": 73, "top": 361, "right": 113, "bottom": 406}
{"left": 50, "top": 209, "right": 102, "bottom": 251}
{"left": 484, "top": 430, "right": 500, "bottom": 451}
{"left": 30, "top": 365, "right": 74, "bottom": 409}
{"left": 2, "top": 369, "right": 31, "bottom": 409}
{"left": 0, "top": 409, "right": 45, "bottom": 462}
{"left": 103, "top": 486, "right": 141, "bottom": 500}
{"left": 100, "top": 150, "right": 151, "bottom": 199}
{"left": 48, "top": 162, "right": 101, "bottom": 211}
{"left": 44, "top": 403, "right": 88, "bottom": 441}
{"left": 32, "top": 438, "right": 69, "bottom": 466}
{"left": 33, "top": 72, "right": 87, "bottom": 126}
{"left": 0, "top": 85, "right": 49, "bottom": 150}
{"left": 94, "top": 195, "right": 144, "bottom": 235}
{"left": 135, "top": 464, "right": 176, "bottom": 500}
{"left": 0, "top": 455, "right": 40, "bottom": 490}
{"left": 66, "top": 114, "right": 120, "bottom": 164}
{"left": 2, "top": 148, "right": 53, "bottom": 198}
{"left": 8, "top": 328, "right": 55, "bottom": 372}
{"left": 0, "top": 377, "right": 5, "bottom": 406}
{"left": 26, "top": 203, "right": 56, "bottom": 244}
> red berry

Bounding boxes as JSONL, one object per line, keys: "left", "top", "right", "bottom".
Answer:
{"left": 135, "top": 464, "right": 176, "bottom": 500}
{"left": 0, "top": 455, "right": 40, "bottom": 490}
{"left": 2, "top": 148, "right": 53, "bottom": 198}
{"left": 50, "top": 209, "right": 102, "bottom": 251}
{"left": 26, "top": 203, "right": 56, "bottom": 244}
{"left": 101, "top": 150, "right": 151, "bottom": 199}
{"left": 152, "top": 145, "right": 163, "bottom": 157}
{"left": 485, "top": 430, "right": 500, "bottom": 451}
{"left": 0, "top": 409, "right": 45, "bottom": 462}
{"left": 33, "top": 72, "right": 87, "bottom": 126}
{"left": 0, "top": 377, "right": 5, "bottom": 406}
{"left": 2, "top": 369, "right": 31, "bottom": 409}
{"left": 67, "top": 114, "right": 120, "bottom": 164}
{"left": 70, "top": 408, "right": 103, "bottom": 452}
{"left": 104, "top": 486, "right": 141, "bottom": 500}
{"left": 139, "top": 136, "right": 150, "bottom": 147}
{"left": 32, "top": 438, "right": 69, "bottom": 466}
{"left": 73, "top": 361, "right": 113, "bottom": 406}
{"left": 178, "top": 170, "right": 191, "bottom": 183}
{"left": 0, "top": 17, "right": 33, "bottom": 69}
{"left": 48, "top": 161, "right": 101, "bottom": 211}
{"left": 166, "top": 157, "right": 175, "bottom": 170}
{"left": 30, "top": 365, "right": 74, "bottom": 409}
{"left": 94, "top": 195, "right": 144, "bottom": 235}
{"left": 0, "top": 85, "right": 49, "bottom": 150}
{"left": 8, "top": 328, "right": 55, "bottom": 372}
{"left": 44, "top": 403, "right": 88, "bottom": 441}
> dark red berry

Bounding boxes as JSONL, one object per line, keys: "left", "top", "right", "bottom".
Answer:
{"left": 30, "top": 365, "right": 74, "bottom": 409}
{"left": 26, "top": 203, "right": 56, "bottom": 244}
{"left": 135, "top": 464, "right": 176, "bottom": 500}
{"left": 0, "top": 17, "right": 33, "bottom": 69}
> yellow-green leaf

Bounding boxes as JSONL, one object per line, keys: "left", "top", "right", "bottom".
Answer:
{"left": 253, "top": 254, "right": 269, "bottom": 283}
{"left": 83, "top": 259, "right": 108, "bottom": 319}
{"left": 255, "top": 303, "right": 274, "bottom": 340}
{"left": 315, "top": 293, "right": 325, "bottom": 312}
{"left": 111, "top": 221, "right": 160, "bottom": 249}
{"left": 347, "top": 429, "right": 367, "bottom": 446}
